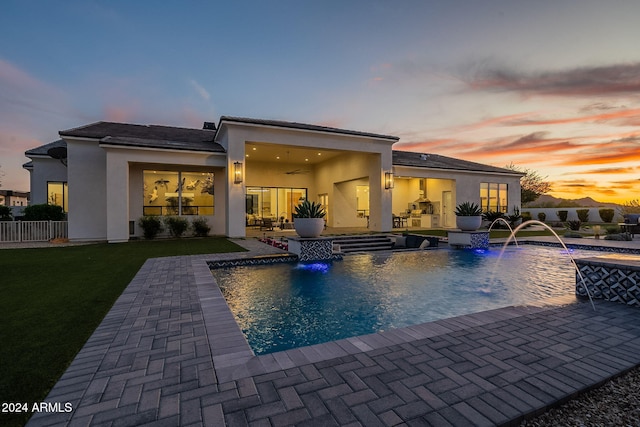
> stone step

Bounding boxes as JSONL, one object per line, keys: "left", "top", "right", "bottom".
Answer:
{"left": 332, "top": 235, "right": 394, "bottom": 252}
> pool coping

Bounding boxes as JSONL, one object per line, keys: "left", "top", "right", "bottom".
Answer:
{"left": 199, "top": 249, "right": 582, "bottom": 383}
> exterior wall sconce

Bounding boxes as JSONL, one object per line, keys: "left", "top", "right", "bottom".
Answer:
{"left": 384, "top": 171, "right": 394, "bottom": 189}
{"left": 233, "top": 161, "right": 243, "bottom": 184}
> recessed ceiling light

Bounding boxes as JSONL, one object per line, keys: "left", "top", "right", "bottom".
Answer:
{"left": 276, "top": 156, "right": 280, "bottom": 160}
{"left": 252, "top": 147, "right": 256, "bottom": 151}
{"left": 305, "top": 158, "right": 309, "bottom": 162}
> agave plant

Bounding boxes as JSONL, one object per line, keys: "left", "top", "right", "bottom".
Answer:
{"left": 455, "top": 201, "right": 483, "bottom": 216}
{"left": 294, "top": 200, "right": 326, "bottom": 218}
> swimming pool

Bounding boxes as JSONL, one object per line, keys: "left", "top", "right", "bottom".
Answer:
{"left": 213, "top": 246, "right": 599, "bottom": 355}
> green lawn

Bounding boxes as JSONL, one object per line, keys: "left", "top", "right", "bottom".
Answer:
{"left": 0, "top": 237, "right": 245, "bottom": 427}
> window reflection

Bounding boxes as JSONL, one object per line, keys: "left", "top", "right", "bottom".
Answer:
{"left": 143, "top": 171, "right": 214, "bottom": 215}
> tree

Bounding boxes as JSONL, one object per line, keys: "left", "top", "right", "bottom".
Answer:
{"left": 505, "top": 163, "right": 551, "bottom": 205}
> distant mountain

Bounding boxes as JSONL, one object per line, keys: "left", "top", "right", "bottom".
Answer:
{"left": 525, "top": 195, "right": 619, "bottom": 208}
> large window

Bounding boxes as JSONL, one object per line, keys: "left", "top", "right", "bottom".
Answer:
{"left": 480, "top": 182, "right": 508, "bottom": 213}
{"left": 48, "top": 181, "right": 68, "bottom": 212}
{"left": 245, "top": 187, "right": 307, "bottom": 225}
{"left": 143, "top": 171, "right": 214, "bottom": 216}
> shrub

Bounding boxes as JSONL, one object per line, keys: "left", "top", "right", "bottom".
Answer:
{"left": 537, "top": 212, "right": 546, "bottom": 222}
{"left": 576, "top": 209, "right": 590, "bottom": 223}
{"left": 605, "top": 232, "right": 632, "bottom": 241}
{"left": 506, "top": 207, "right": 521, "bottom": 227}
{"left": 0, "top": 205, "right": 12, "bottom": 221}
{"left": 164, "top": 216, "right": 189, "bottom": 238}
{"left": 605, "top": 225, "right": 621, "bottom": 235}
{"left": 557, "top": 210, "right": 568, "bottom": 222}
{"left": 599, "top": 208, "right": 615, "bottom": 223}
{"left": 521, "top": 211, "right": 532, "bottom": 222}
{"left": 564, "top": 231, "right": 583, "bottom": 238}
{"left": 482, "top": 210, "right": 504, "bottom": 225}
{"left": 191, "top": 217, "right": 211, "bottom": 237}
{"left": 23, "top": 204, "right": 65, "bottom": 221}
{"left": 566, "top": 220, "right": 581, "bottom": 231}
{"left": 138, "top": 216, "right": 164, "bottom": 239}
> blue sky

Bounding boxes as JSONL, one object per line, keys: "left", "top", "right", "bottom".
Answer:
{"left": 2, "top": 0, "right": 640, "bottom": 202}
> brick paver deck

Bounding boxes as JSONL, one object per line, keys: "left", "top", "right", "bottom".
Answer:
{"left": 27, "top": 239, "right": 640, "bottom": 426}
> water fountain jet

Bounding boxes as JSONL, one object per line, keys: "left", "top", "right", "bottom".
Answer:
{"left": 499, "top": 219, "right": 595, "bottom": 310}
{"left": 488, "top": 218, "right": 519, "bottom": 248}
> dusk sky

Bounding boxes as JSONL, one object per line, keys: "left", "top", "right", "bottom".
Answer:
{"left": 1, "top": 1, "right": 639, "bottom": 203}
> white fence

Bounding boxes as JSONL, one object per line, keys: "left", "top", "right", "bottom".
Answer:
{"left": 0, "top": 221, "right": 68, "bottom": 243}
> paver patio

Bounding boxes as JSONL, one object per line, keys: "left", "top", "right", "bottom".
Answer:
{"left": 26, "top": 238, "right": 640, "bottom": 426}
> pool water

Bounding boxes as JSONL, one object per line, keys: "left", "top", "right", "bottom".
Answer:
{"left": 213, "top": 246, "right": 598, "bottom": 355}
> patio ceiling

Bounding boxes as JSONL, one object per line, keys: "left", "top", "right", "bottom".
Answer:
{"left": 244, "top": 142, "right": 343, "bottom": 165}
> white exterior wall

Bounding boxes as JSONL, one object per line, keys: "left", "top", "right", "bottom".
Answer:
{"left": 393, "top": 166, "right": 522, "bottom": 215}
{"left": 27, "top": 157, "right": 68, "bottom": 206}
{"left": 66, "top": 138, "right": 107, "bottom": 241}
{"left": 217, "top": 122, "right": 396, "bottom": 236}
{"left": 103, "top": 146, "right": 226, "bottom": 242}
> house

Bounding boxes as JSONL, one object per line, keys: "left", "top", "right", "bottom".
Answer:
{"left": 24, "top": 116, "right": 522, "bottom": 243}
{"left": 0, "top": 190, "right": 29, "bottom": 207}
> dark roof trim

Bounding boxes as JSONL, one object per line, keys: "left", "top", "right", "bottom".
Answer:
{"left": 24, "top": 139, "right": 67, "bottom": 157}
{"left": 392, "top": 150, "right": 524, "bottom": 175}
{"left": 100, "top": 136, "right": 225, "bottom": 153}
{"left": 217, "top": 116, "right": 400, "bottom": 141}
{"left": 60, "top": 121, "right": 217, "bottom": 144}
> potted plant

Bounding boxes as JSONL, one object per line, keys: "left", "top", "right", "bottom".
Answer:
{"left": 455, "top": 201, "right": 483, "bottom": 231}
{"left": 293, "top": 200, "right": 326, "bottom": 238}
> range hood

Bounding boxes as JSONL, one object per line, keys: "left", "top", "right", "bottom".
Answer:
{"left": 414, "top": 197, "right": 431, "bottom": 203}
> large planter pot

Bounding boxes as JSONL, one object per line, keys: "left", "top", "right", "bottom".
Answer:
{"left": 456, "top": 215, "right": 482, "bottom": 231}
{"left": 294, "top": 218, "right": 325, "bottom": 238}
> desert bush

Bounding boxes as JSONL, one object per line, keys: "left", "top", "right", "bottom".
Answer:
{"left": 23, "top": 204, "right": 65, "bottom": 221}
{"left": 566, "top": 220, "right": 581, "bottom": 231}
{"left": 537, "top": 212, "right": 546, "bottom": 222}
{"left": 557, "top": 210, "right": 568, "bottom": 222}
{"left": 164, "top": 216, "right": 189, "bottom": 238}
{"left": 138, "top": 216, "right": 164, "bottom": 239}
{"left": 619, "top": 199, "right": 640, "bottom": 215}
{"left": 605, "top": 225, "right": 621, "bottom": 234}
{"left": 576, "top": 209, "right": 590, "bottom": 223}
{"left": 598, "top": 208, "right": 615, "bottom": 223}
{"left": 191, "top": 217, "right": 211, "bottom": 237}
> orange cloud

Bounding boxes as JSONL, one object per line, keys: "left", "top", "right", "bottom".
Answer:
{"left": 504, "top": 108, "right": 640, "bottom": 127}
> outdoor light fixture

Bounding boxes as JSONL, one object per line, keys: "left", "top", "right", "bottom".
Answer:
{"left": 385, "top": 171, "right": 394, "bottom": 189}
{"left": 233, "top": 161, "right": 243, "bottom": 184}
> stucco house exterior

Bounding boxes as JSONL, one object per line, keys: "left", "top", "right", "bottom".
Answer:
{"left": 24, "top": 116, "right": 522, "bottom": 243}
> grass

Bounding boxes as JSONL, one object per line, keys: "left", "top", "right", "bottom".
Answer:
{"left": 0, "top": 237, "right": 245, "bottom": 427}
